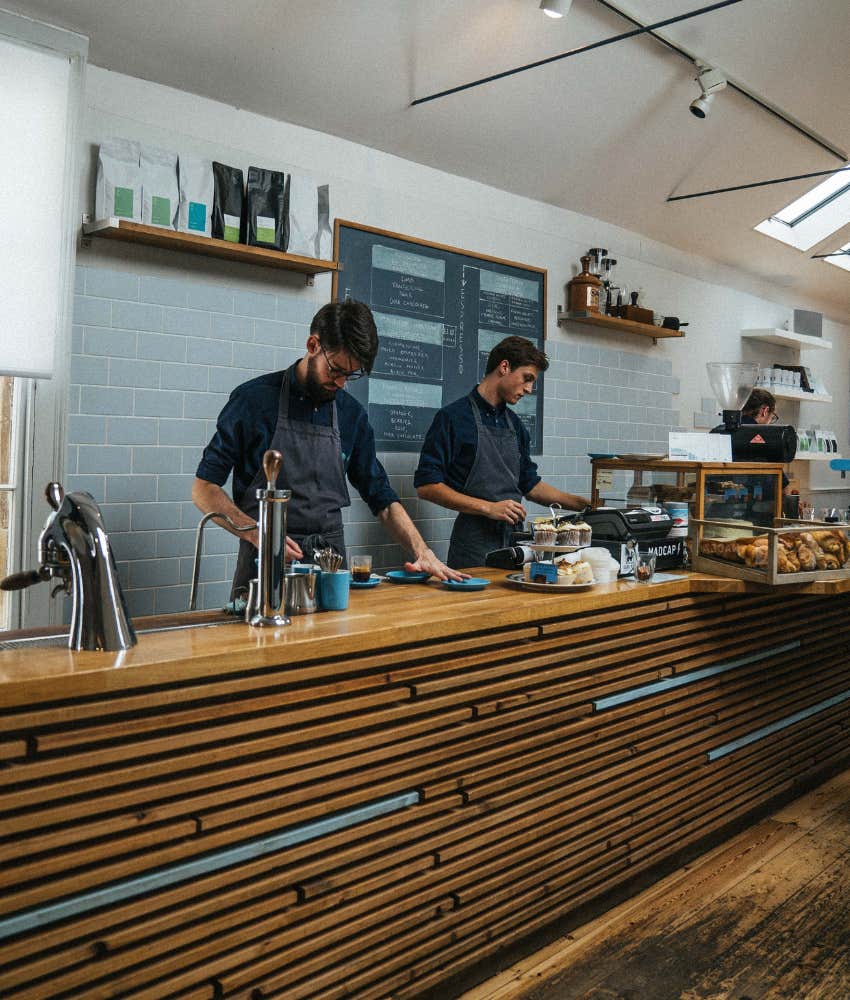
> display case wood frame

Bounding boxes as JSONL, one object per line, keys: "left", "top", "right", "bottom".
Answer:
{"left": 589, "top": 458, "right": 785, "bottom": 520}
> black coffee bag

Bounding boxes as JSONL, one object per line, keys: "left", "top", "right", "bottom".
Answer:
{"left": 246, "top": 166, "right": 290, "bottom": 251}
{"left": 211, "top": 162, "right": 245, "bottom": 243}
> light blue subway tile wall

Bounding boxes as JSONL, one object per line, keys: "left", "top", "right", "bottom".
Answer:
{"left": 69, "top": 265, "right": 680, "bottom": 611}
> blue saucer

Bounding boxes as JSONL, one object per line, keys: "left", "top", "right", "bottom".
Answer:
{"left": 351, "top": 575, "right": 382, "bottom": 588}
{"left": 442, "top": 577, "right": 491, "bottom": 591}
{"left": 386, "top": 570, "right": 431, "bottom": 584}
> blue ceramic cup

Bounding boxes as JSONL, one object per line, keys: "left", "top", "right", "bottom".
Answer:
{"left": 319, "top": 569, "right": 350, "bottom": 611}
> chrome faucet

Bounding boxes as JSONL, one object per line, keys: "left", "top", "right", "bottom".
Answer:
{"left": 0, "top": 483, "right": 137, "bottom": 651}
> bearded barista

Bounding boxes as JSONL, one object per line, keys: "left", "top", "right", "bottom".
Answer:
{"left": 414, "top": 335, "right": 591, "bottom": 569}
{"left": 193, "top": 300, "right": 463, "bottom": 596}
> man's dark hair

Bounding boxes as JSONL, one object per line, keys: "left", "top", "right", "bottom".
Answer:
{"left": 742, "top": 387, "right": 776, "bottom": 417}
{"left": 311, "top": 300, "right": 379, "bottom": 372}
{"left": 485, "top": 336, "right": 549, "bottom": 375}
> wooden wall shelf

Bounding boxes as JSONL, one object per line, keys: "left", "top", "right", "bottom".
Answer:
{"left": 82, "top": 218, "right": 339, "bottom": 280}
{"left": 558, "top": 308, "right": 684, "bottom": 341}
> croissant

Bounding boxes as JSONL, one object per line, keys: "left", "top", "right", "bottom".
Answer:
{"left": 794, "top": 544, "right": 817, "bottom": 572}
{"left": 810, "top": 530, "right": 850, "bottom": 565}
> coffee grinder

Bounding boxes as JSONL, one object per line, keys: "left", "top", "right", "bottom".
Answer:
{"left": 707, "top": 362, "right": 796, "bottom": 462}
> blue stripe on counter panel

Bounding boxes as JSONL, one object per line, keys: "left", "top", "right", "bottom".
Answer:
{"left": 0, "top": 790, "right": 420, "bottom": 942}
{"left": 708, "top": 688, "right": 850, "bottom": 761}
{"left": 593, "top": 640, "right": 801, "bottom": 712}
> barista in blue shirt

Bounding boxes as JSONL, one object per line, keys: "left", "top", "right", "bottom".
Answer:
{"left": 415, "top": 336, "right": 590, "bottom": 569}
{"left": 194, "top": 300, "right": 463, "bottom": 594}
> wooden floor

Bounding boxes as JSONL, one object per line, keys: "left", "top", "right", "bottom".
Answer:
{"left": 457, "top": 766, "right": 850, "bottom": 1000}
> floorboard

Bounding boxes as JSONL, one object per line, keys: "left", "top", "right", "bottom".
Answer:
{"left": 457, "top": 768, "right": 850, "bottom": 1000}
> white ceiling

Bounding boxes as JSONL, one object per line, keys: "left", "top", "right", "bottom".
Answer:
{"left": 9, "top": 0, "right": 850, "bottom": 315}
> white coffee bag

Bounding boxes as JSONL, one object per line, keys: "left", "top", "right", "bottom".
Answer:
{"left": 140, "top": 145, "right": 178, "bottom": 229}
{"left": 287, "top": 174, "right": 332, "bottom": 258}
{"left": 177, "top": 154, "right": 213, "bottom": 237}
{"left": 95, "top": 138, "right": 141, "bottom": 221}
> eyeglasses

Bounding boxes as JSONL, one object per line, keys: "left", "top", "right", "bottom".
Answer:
{"left": 320, "top": 345, "right": 367, "bottom": 381}
{"left": 768, "top": 411, "right": 780, "bottom": 424}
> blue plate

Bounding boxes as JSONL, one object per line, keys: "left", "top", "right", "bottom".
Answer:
{"left": 442, "top": 577, "right": 491, "bottom": 591}
{"left": 386, "top": 569, "right": 431, "bottom": 584}
{"left": 351, "top": 575, "right": 382, "bottom": 589}
{"left": 587, "top": 452, "right": 617, "bottom": 460}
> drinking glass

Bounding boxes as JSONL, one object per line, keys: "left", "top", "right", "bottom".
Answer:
{"left": 634, "top": 551, "right": 656, "bottom": 583}
{"left": 351, "top": 554, "right": 373, "bottom": 583}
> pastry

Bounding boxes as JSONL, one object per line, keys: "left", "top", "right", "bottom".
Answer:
{"left": 557, "top": 559, "right": 594, "bottom": 584}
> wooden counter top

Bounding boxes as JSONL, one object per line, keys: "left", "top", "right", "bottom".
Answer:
{"left": 2, "top": 568, "right": 849, "bottom": 706}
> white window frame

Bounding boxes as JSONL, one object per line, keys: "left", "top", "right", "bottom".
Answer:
{"left": 0, "top": 10, "right": 88, "bottom": 628}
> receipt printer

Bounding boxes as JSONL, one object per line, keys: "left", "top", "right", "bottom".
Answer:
{"left": 583, "top": 506, "right": 684, "bottom": 572}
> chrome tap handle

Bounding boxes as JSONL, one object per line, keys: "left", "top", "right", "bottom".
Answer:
{"left": 262, "top": 450, "right": 283, "bottom": 492}
{"left": 45, "top": 482, "right": 65, "bottom": 511}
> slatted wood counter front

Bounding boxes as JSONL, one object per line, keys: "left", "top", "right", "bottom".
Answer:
{"left": 1, "top": 573, "right": 849, "bottom": 1000}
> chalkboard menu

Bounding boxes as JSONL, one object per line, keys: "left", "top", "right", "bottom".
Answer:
{"left": 332, "top": 220, "right": 547, "bottom": 453}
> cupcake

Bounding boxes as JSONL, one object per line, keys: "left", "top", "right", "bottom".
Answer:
{"left": 533, "top": 519, "right": 557, "bottom": 545}
{"left": 573, "top": 520, "right": 592, "bottom": 547}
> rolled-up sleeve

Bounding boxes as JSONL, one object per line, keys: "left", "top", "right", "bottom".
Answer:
{"left": 414, "top": 410, "right": 454, "bottom": 488}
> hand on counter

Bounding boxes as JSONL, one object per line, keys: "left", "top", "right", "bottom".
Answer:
{"left": 405, "top": 548, "right": 469, "bottom": 582}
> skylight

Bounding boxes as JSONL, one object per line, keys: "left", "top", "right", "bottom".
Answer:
{"left": 823, "top": 242, "right": 850, "bottom": 273}
{"left": 755, "top": 164, "right": 850, "bottom": 253}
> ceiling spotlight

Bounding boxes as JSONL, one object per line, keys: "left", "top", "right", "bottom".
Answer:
{"left": 539, "top": 0, "right": 572, "bottom": 18}
{"left": 690, "top": 62, "right": 727, "bottom": 118}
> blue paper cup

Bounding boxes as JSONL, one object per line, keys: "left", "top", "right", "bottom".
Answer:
{"left": 319, "top": 569, "right": 350, "bottom": 611}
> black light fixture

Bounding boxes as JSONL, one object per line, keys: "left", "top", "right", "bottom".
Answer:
{"left": 690, "top": 62, "right": 727, "bottom": 118}
{"left": 539, "top": 0, "right": 572, "bottom": 18}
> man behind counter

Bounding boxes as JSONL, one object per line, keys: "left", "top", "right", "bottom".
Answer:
{"left": 193, "top": 300, "right": 463, "bottom": 596}
{"left": 415, "top": 335, "right": 591, "bottom": 569}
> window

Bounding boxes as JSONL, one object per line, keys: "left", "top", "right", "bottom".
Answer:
{"left": 754, "top": 164, "right": 850, "bottom": 253}
{"left": 822, "top": 241, "right": 850, "bottom": 274}
{"left": 0, "top": 378, "right": 24, "bottom": 630}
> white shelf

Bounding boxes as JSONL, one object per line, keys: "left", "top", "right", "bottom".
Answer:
{"left": 741, "top": 328, "right": 832, "bottom": 350}
{"left": 770, "top": 387, "right": 832, "bottom": 403}
{"left": 792, "top": 453, "right": 841, "bottom": 462}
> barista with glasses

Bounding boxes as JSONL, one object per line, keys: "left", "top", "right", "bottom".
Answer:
{"left": 194, "top": 300, "right": 463, "bottom": 597}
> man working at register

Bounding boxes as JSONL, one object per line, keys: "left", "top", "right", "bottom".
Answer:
{"left": 193, "top": 300, "right": 463, "bottom": 596}
{"left": 415, "top": 335, "right": 591, "bottom": 569}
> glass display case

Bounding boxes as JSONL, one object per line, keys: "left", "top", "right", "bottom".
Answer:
{"left": 589, "top": 458, "right": 785, "bottom": 527}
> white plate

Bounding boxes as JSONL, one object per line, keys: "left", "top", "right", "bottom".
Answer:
{"left": 505, "top": 572, "right": 597, "bottom": 591}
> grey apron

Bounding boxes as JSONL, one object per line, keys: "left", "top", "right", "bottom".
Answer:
{"left": 446, "top": 392, "right": 523, "bottom": 570}
{"left": 232, "top": 366, "right": 350, "bottom": 596}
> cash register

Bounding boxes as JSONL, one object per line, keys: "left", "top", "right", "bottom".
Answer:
{"left": 583, "top": 505, "right": 682, "bottom": 573}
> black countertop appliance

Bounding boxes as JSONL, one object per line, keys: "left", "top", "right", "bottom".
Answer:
{"left": 719, "top": 423, "right": 797, "bottom": 463}
{"left": 584, "top": 505, "right": 683, "bottom": 573}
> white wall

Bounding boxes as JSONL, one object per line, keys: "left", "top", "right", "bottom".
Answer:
{"left": 78, "top": 66, "right": 850, "bottom": 504}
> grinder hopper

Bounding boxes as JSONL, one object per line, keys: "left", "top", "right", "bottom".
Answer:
{"left": 706, "top": 362, "right": 760, "bottom": 431}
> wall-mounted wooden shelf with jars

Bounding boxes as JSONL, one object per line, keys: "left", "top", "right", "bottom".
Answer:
{"left": 81, "top": 217, "right": 339, "bottom": 284}
{"left": 557, "top": 307, "right": 684, "bottom": 342}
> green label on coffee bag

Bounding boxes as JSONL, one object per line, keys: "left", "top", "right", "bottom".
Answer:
{"left": 223, "top": 212, "right": 240, "bottom": 242}
{"left": 256, "top": 214, "right": 275, "bottom": 244}
{"left": 151, "top": 196, "right": 171, "bottom": 226}
{"left": 114, "top": 186, "right": 134, "bottom": 217}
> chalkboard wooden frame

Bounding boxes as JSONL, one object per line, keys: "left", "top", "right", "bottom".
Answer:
{"left": 332, "top": 219, "right": 548, "bottom": 454}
